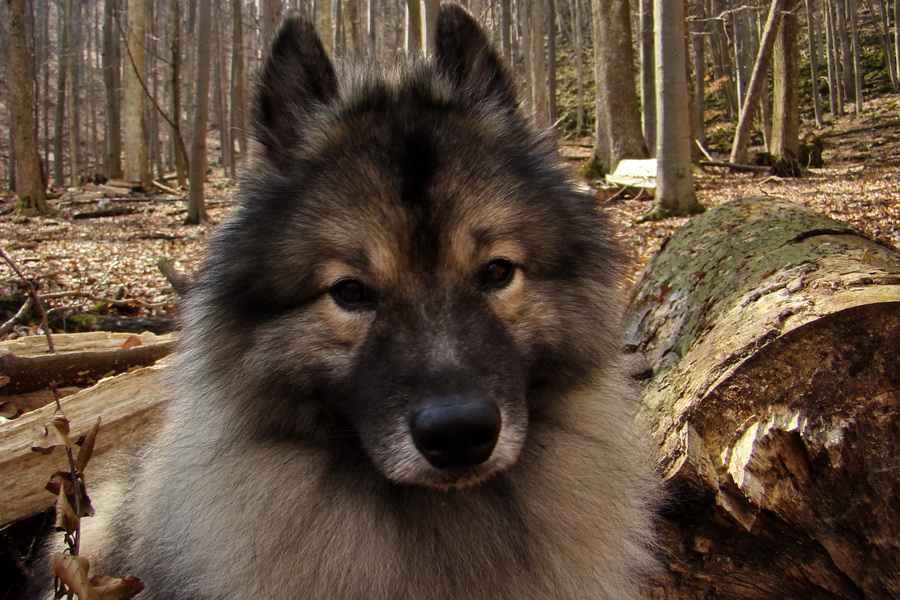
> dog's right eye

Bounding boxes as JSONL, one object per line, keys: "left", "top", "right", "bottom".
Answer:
{"left": 330, "top": 279, "right": 377, "bottom": 310}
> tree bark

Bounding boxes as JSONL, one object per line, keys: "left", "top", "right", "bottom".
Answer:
{"left": 626, "top": 197, "right": 900, "bottom": 599}
{"left": 771, "top": 0, "right": 800, "bottom": 164}
{"left": 805, "top": 0, "right": 825, "bottom": 126}
{"left": 102, "top": 0, "right": 123, "bottom": 179}
{"left": 171, "top": 0, "right": 188, "bottom": 187}
{"left": 186, "top": 0, "right": 212, "bottom": 224}
{"left": 546, "top": 0, "right": 557, "bottom": 125}
{"left": 404, "top": 0, "right": 421, "bottom": 54}
{"left": 122, "top": 0, "right": 151, "bottom": 189}
{"left": 824, "top": 0, "right": 843, "bottom": 114}
{"left": 729, "top": 0, "right": 788, "bottom": 165}
{"left": 260, "top": 0, "right": 282, "bottom": 47}
{"left": 588, "top": 0, "right": 646, "bottom": 174}
{"left": 639, "top": 0, "right": 655, "bottom": 153}
{"left": 4, "top": 0, "right": 48, "bottom": 214}
{"left": 573, "top": 0, "right": 585, "bottom": 134}
{"left": 642, "top": 0, "right": 702, "bottom": 220}
{"left": 849, "top": 0, "right": 864, "bottom": 112}
{"left": 53, "top": 5, "right": 68, "bottom": 188}
{"left": 422, "top": 0, "right": 440, "bottom": 57}
{"left": 231, "top": 0, "right": 246, "bottom": 162}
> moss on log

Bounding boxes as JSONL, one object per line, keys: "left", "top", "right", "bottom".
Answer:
{"left": 625, "top": 197, "right": 900, "bottom": 599}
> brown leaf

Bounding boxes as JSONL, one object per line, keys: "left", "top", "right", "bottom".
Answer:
{"left": 120, "top": 335, "right": 144, "bottom": 350}
{"left": 91, "top": 574, "right": 145, "bottom": 600}
{"left": 52, "top": 553, "right": 99, "bottom": 600}
{"left": 32, "top": 412, "right": 75, "bottom": 454}
{"left": 46, "top": 472, "right": 96, "bottom": 518}
{"left": 54, "top": 486, "right": 80, "bottom": 534}
{"left": 75, "top": 418, "right": 102, "bottom": 472}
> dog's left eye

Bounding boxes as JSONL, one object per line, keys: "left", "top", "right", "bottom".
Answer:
{"left": 330, "top": 279, "right": 377, "bottom": 310}
{"left": 481, "top": 259, "right": 515, "bottom": 288}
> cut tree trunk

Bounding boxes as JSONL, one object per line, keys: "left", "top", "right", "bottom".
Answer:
{"left": 625, "top": 197, "right": 900, "bottom": 598}
{"left": 0, "top": 360, "right": 171, "bottom": 526}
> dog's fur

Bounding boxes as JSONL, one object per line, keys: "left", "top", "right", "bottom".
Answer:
{"left": 37, "top": 6, "right": 658, "bottom": 599}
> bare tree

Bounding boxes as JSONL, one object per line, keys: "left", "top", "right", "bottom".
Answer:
{"left": 261, "top": 0, "right": 283, "bottom": 47}
{"left": 641, "top": 0, "right": 703, "bottom": 221}
{"left": 4, "top": 0, "right": 48, "bottom": 213}
{"left": 122, "top": 0, "right": 151, "bottom": 188}
{"left": 231, "top": 0, "right": 247, "bottom": 162}
{"left": 103, "top": 0, "right": 123, "bottom": 178}
{"left": 587, "top": 0, "right": 646, "bottom": 175}
{"left": 771, "top": 0, "right": 800, "bottom": 166}
{"left": 805, "top": 0, "right": 825, "bottom": 127}
{"left": 187, "top": 0, "right": 212, "bottom": 224}
{"left": 638, "top": 0, "right": 655, "bottom": 153}
{"left": 729, "top": 0, "right": 788, "bottom": 165}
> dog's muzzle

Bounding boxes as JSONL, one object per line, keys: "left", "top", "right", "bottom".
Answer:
{"left": 409, "top": 395, "right": 501, "bottom": 469}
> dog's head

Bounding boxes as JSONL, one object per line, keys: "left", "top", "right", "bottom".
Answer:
{"left": 185, "top": 4, "right": 620, "bottom": 490}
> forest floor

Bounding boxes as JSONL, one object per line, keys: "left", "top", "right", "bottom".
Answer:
{"left": 1, "top": 93, "right": 899, "bottom": 340}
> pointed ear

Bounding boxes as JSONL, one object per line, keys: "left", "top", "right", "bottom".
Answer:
{"left": 250, "top": 16, "right": 338, "bottom": 169}
{"left": 434, "top": 4, "right": 518, "bottom": 112}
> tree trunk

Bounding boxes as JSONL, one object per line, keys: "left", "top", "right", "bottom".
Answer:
{"left": 849, "top": 0, "right": 864, "bottom": 112}
{"left": 627, "top": 197, "right": 900, "bottom": 599}
{"left": 573, "top": 0, "right": 585, "bottom": 134}
{"left": 729, "top": 0, "right": 788, "bottom": 165}
{"left": 4, "top": 0, "right": 48, "bottom": 213}
{"left": 500, "top": 0, "right": 511, "bottom": 62}
{"left": 805, "top": 0, "right": 825, "bottom": 126}
{"left": 122, "top": 0, "right": 151, "bottom": 189}
{"left": 547, "top": 0, "right": 557, "bottom": 124}
{"left": 260, "top": 0, "right": 282, "bottom": 47}
{"left": 332, "top": 0, "right": 344, "bottom": 56}
{"left": 367, "top": 0, "right": 376, "bottom": 62}
{"left": 530, "top": 0, "right": 549, "bottom": 126}
{"left": 186, "top": 0, "right": 212, "bottom": 225}
{"left": 53, "top": 4, "right": 68, "bottom": 188}
{"left": 422, "top": 0, "right": 439, "bottom": 57}
{"left": 588, "top": 0, "right": 646, "bottom": 174}
{"left": 103, "top": 0, "right": 123, "bottom": 179}
{"left": 642, "top": 0, "right": 702, "bottom": 220}
{"left": 771, "top": 0, "right": 800, "bottom": 165}
{"left": 405, "top": 0, "right": 421, "bottom": 54}
{"left": 824, "top": 0, "right": 843, "bottom": 114}
{"left": 639, "top": 0, "right": 655, "bottom": 153}
{"left": 873, "top": 0, "right": 898, "bottom": 88}
{"left": 231, "top": 0, "right": 246, "bottom": 162}
{"left": 835, "top": 0, "right": 855, "bottom": 101}
{"left": 691, "top": 0, "right": 706, "bottom": 150}
{"left": 171, "top": 0, "right": 188, "bottom": 188}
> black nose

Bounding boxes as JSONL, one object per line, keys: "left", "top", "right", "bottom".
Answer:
{"left": 410, "top": 398, "right": 501, "bottom": 469}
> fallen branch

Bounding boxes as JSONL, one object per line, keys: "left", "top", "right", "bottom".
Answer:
{"left": 151, "top": 180, "right": 180, "bottom": 195}
{"left": 0, "top": 336, "right": 176, "bottom": 395}
{"left": 72, "top": 207, "right": 136, "bottom": 220}
{"left": 699, "top": 160, "right": 772, "bottom": 172}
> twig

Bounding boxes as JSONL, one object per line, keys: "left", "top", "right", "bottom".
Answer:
{"left": 699, "top": 160, "right": 772, "bottom": 173}
{"left": 1, "top": 248, "right": 55, "bottom": 353}
{"left": 152, "top": 180, "right": 181, "bottom": 195}
{"left": 0, "top": 296, "right": 34, "bottom": 336}
{"left": 39, "top": 291, "right": 174, "bottom": 310}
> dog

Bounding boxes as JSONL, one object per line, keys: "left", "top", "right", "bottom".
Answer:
{"left": 33, "top": 5, "right": 658, "bottom": 598}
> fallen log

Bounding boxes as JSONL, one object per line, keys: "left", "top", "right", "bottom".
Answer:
{"left": 625, "top": 197, "right": 900, "bottom": 599}
{"left": 0, "top": 332, "right": 176, "bottom": 395}
{"left": 0, "top": 359, "right": 171, "bottom": 526}
{"left": 72, "top": 207, "right": 136, "bottom": 220}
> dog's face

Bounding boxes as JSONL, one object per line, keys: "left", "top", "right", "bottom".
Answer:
{"left": 187, "top": 6, "right": 619, "bottom": 490}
